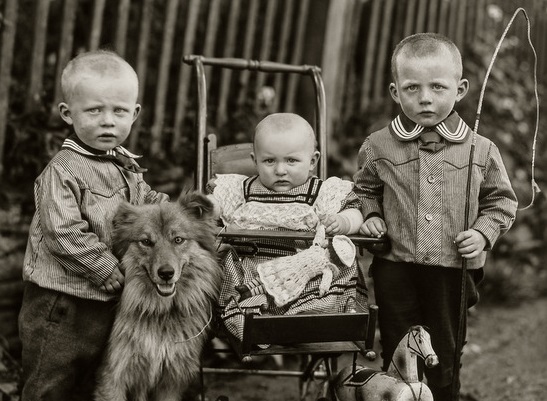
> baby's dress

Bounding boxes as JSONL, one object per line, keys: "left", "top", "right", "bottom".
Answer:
{"left": 211, "top": 174, "right": 367, "bottom": 341}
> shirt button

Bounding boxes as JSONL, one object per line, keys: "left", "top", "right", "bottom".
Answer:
{"left": 427, "top": 175, "right": 435, "bottom": 183}
{"left": 424, "top": 256, "right": 431, "bottom": 262}
{"left": 425, "top": 213, "right": 433, "bottom": 221}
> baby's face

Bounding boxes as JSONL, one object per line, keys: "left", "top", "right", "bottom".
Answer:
{"left": 251, "top": 126, "right": 319, "bottom": 192}
{"left": 390, "top": 49, "right": 468, "bottom": 127}
{"left": 59, "top": 73, "right": 140, "bottom": 151}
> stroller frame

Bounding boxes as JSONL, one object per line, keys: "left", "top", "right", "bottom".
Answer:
{"left": 183, "top": 55, "right": 387, "bottom": 401}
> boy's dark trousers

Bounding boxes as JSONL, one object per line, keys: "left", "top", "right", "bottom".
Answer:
{"left": 370, "top": 258, "right": 483, "bottom": 400}
{"left": 18, "top": 282, "right": 117, "bottom": 401}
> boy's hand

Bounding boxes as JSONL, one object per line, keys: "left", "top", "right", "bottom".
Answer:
{"left": 323, "top": 214, "right": 350, "bottom": 235}
{"left": 359, "top": 217, "right": 387, "bottom": 238}
{"left": 99, "top": 265, "right": 125, "bottom": 294}
{"left": 455, "top": 229, "right": 487, "bottom": 259}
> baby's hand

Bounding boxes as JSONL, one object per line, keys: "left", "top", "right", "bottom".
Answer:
{"left": 323, "top": 214, "right": 350, "bottom": 235}
{"left": 359, "top": 216, "right": 387, "bottom": 238}
{"left": 99, "top": 265, "right": 125, "bottom": 294}
{"left": 454, "top": 229, "right": 487, "bottom": 259}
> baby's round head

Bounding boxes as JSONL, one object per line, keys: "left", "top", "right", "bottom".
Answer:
{"left": 251, "top": 113, "right": 320, "bottom": 192}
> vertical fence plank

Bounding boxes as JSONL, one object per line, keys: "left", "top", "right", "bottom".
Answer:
{"left": 216, "top": 0, "right": 242, "bottom": 127}
{"left": 372, "top": 0, "right": 395, "bottom": 104}
{"left": 404, "top": 0, "right": 417, "bottom": 37}
{"left": 203, "top": 0, "right": 222, "bottom": 84}
{"left": 25, "top": 0, "right": 51, "bottom": 112}
{"left": 0, "top": 0, "right": 18, "bottom": 176}
{"left": 448, "top": 0, "right": 459, "bottom": 41}
{"left": 89, "top": 0, "right": 106, "bottom": 50}
{"left": 52, "top": 0, "right": 78, "bottom": 116}
{"left": 285, "top": 0, "right": 309, "bottom": 112}
{"left": 341, "top": 0, "right": 366, "bottom": 121}
{"left": 173, "top": 0, "right": 201, "bottom": 150}
{"left": 236, "top": 0, "right": 261, "bottom": 107}
{"left": 115, "top": 0, "right": 131, "bottom": 57}
{"left": 254, "top": 0, "right": 278, "bottom": 102}
{"left": 455, "top": 0, "right": 466, "bottom": 50}
{"left": 150, "top": 0, "right": 180, "bottom": 157}
{"left": 464, "top": 0, "right": 475, "bottom": 46}
{"left": 130, "top": 0, "right": 154, "bottom": 151}
{"left": 360, "top": 0, "right": 382, "bottom": 112}
{"left": 438, "top": 0, "right": 450, "bottom": 36}
{"left": 415, "top": 0, "right": 428, "bottom": 33}
{"left": 427, "top": 0, "right": 439, "bottom": 32}
{"left": 474, "top": 0, "right": 485, "bottom": 40}
{"left": 322, "top": 0, "right": 356, "bottom": 137}
{"left": 272, "top": 0, "right": 294, "bottom": 111}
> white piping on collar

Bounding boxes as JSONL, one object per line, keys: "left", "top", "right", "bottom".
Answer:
{"left": 391, "top": 115, "right": 424, "bottom": 140}
{"left": 390, "top": 115, "right": 468, "bottom": 142}
{"left": 62, "top": 138, "right": 141, "bottom": 158}
{"left": 436, "top": 119, "right": 468, "bottom": 141}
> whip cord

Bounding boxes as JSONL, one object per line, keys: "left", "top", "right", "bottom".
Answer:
{"left": 472, "top": 7, "right": 541, "bottom": 210}
{"left": 453, "top": 7, "right": 541, "bottom": 401}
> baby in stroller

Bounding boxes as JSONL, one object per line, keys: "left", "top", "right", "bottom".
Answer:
{"left": 207, "top": 113, "right": 365, "bottom": 341}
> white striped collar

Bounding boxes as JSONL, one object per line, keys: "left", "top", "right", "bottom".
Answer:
{"left": 389, "top": 111, "right": 470, "bottom": 143}
{"left": 61, "top": 137, "right": 142, "bottom": 159}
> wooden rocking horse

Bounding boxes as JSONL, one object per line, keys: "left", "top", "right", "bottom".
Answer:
{"left": 334, "top": 325, "right": 439, "bottom": 401}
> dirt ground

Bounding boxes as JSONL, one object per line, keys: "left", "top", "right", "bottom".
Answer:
{"left": 202, "top": 296, "right": 547, "bottom": 401}
{"left": 1, "top": 291, "right": 545, "bottom": 400}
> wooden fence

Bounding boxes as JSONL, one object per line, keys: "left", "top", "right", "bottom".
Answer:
{"left": 0, "top": 0, "right": 545, "bottom": 174}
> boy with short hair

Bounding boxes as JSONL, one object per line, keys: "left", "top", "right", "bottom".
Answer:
{"left": 353, "top": 33, "right": 517, "bottom": 400}
{"left": 18, "top": 50, "right": 169, "bottom": 400}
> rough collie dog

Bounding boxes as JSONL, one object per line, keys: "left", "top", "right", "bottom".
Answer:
{"left": 94, "top": 192, "right": 222, "bottom": 401}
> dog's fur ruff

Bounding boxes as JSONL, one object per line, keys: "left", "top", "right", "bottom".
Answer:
{"left": 94, "top": 192, "right": 222, "bottom": 401}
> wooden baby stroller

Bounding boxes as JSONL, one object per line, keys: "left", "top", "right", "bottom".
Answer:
{"left": 184, "top": 55, "right": 388, "bottom": 401}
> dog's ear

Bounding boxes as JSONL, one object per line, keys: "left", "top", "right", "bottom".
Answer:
{"left": 178, "top": 191, "right": 215, "bottom": 220}
{"left": 112, "top": 202, "right": 139, "bottom": 258}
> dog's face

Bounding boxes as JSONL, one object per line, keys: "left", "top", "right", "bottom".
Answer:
{"left": 112, "top": 192, "right": 217, "bottom": 297}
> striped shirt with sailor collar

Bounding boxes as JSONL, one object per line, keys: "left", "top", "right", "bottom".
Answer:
{"left": 23, "top": 137, "right": 169, "bottom": 301}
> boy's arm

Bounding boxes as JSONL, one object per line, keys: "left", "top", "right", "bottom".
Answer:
{"left": 352, "top": 139, "right": 384, "bottom": 219}
{"left": 472, "top": 143, "right": 518, "bottom": 249}
{"left": 39, "top": 166, "right": 119, "bottom": 286}
{"left": 142, "top": 179, "right": 170, "bottom": 204}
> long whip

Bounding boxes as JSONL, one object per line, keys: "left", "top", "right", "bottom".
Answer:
{"left": 451, "top": 7, "right": 540, "bottom": 400}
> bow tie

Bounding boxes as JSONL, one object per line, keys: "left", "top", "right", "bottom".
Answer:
{"left": 97, "top": 151, "right": 148, "bottom": 173}
{"left": 419, "top": 130, "right": 446, "bottom": 153}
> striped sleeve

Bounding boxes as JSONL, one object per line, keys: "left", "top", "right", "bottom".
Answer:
{"left": 472, "top": 142, "right": 518, "bottom": 248}
{"left": 353, "top": 138, "right": 384, "bottom": 219}
{"left": 38, "top": 164, "right": 118, "bottom": 285}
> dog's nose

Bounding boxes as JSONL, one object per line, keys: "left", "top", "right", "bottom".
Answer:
{"left": 158, "top": 265, "right": 175, "bottom": 281}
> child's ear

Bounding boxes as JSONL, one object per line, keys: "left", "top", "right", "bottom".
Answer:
{"left": 310, "top": 151, "right": 320, "bottom": 172}
{"left": 389, "top": 83, "right": 400, "bottom": 104}
{"left": 58, "top": 103, "right": 73, "bottom": 125}
{"left": 456, "top": 78, "right": 469, "bottom": 102}
{"left": 250, "top": 152, "right": 257, "bottom": 165}
{"left": 132, "top": 104, "right": 141, "bottom": 122}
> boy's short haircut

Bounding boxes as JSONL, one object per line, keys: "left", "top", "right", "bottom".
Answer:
{"left": 60, "top": 49, "right": 139, "bottom": 102}
{"left": 391, "top": 32, "right": 463, "bottom": 81}
{"left": 253, "top": 113, "right": 317, "bottom": 148}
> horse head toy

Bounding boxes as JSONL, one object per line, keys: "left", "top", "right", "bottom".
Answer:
{"left": 335, "top": 325, "right": 439, "bottom": 401}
